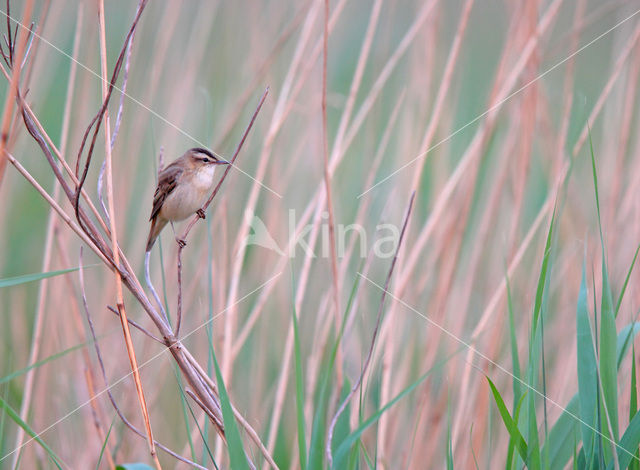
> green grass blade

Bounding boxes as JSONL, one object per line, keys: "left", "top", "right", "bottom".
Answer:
{"left": 116, "top": 465, "right": 155, "bottom": 470}
{"left": 308, "top": 271, "right": 362, "bottom": 470}
{"left": 632, "top": 344, "right": 638, "bottom": 421}
{"left": 588, "top": 124, "right": 603, "bottom": 241}
{"left": 211, "top": 350, "right": 250, "bottom": 470}
{"left": 0, "top": 342, "right": 86, "bottom": 385}
{"left": 48, "top": 454, "right": 63, "bottom": 470}
{"left": 630, "top": 344, "right": 639, "bottom": 470}
{"left": 614, "top": 244, "right": 640, "bottom": 318}
{"left": 307, "top": 370, "right": 330, "bottom": 470}
{"left": 576, "top": 262, "right": 598, "bottom": 463}
{"left": 359, "top": 444, "right": 374, "bottom": 469}
{"left": 589, "top": 129, "right": 619, "bottom": 445}
{"left": 505, "top": 392, "right": 527, "bottom": 470}
{"left": 0, "top": 380, "right": 7, "bottom": 457}
{"left": 0, "top": 395, "right": 64, "bottom": 467}
{"left": 331, "top": 379, "right": 352, "bottom": 465}
{"left": 181, "top": 380, "right": 216, "bottom": 466}
{"left": 599, "top": 262, "right": 619, "bottom": 442}
{"left": 517, "top": 205, "right": 556, "bottom": 470}
{"left": 173, "top": 369, "right": 206, "bottom": 465}
{"left": 616, "top": 323, "right": 640, "bottom": 370}
{"left": 176, "top": 373, "right": 196, "bottom": 463}
{"left": 0, "top": 266, "right": 93, "bottom": 288}
{"left": 531, "top": 206, "right": 556, "bottom": 342}
{"left": 525, "top": 333, "right": 542, "bottom": 470}
{"left": 95, "top": 420, "right": 114, "bottom": 470}
{"left": 333, "top": 358, "right": 448, "bottom": 466}
{"left": 542, "top": 395, "right": 580, "bottom": 469}
{"left": 330, "top": 265, "right": 364, "bottom": 371}
{"left": 487, "top": 376, "right": 528, "bottom": 463}
{"left": 605, "top": 409, "right": 640, "bottom": 470}
{"left": 446, "top": 396, "right": 454, "bottom": 470}
{"left": 505, "top": 271, "right": 522, "bottom": 404}
{"left": 470, "top": 425, "right": 480, "bottom": 470}
{"left": 446, "top": 409, "right": 453, "bottom": 470}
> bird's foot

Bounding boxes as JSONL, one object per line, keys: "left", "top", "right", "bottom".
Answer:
{"left": 176, "top": 237, "right": 187, "bottom": 248}
{"left": 196, "top": 208, "right": 206, "bottom": 219}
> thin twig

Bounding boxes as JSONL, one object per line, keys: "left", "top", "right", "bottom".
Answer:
{"left": 106, "top": 306, "right": 163, "bottom": 343}
{"left": 110, "top": 3, "right": 139, "bottom": 150}
{"left": 326, "top": 192, "right": 415, "bottom": 466}
{"left": 182, "top": 349, "right": 279, "bottom": 470}
{"left": 185, "top": 390, "right": 226, "bottom": 436}
{"left": 78, "top": 252, "right": 207, "bottom": 470}
{"left": 17, "top": 93, "right": 117, "bottom": 267}
{"left": 2, "top": 33, "right": 9, "bottom": 55}
{"left": 182, "top": 87, "right": 269, "bottom": 240}
{"left": 1, "top": 0, "right": 265, "bottom": 461}
{"left": 264, "top": 1, "right": 431, "bottom": 453}
{"left": 144, "top": 251, "right": 170, "bottom": 326}
{"left": 73, "top": 0, "right": 148, "bottom": 230}
{"left": 0, "top": 41, "right": 9, "bottom": 67}
{"left": 4, "top": 151, "right": 110, "bottom": 265}
{"left": 9, "top": 11, "right": 82, "bottom": 464}
{"left": 214, "top": 2, "right": 308, "bottom": 148}
{"left": 0, "top": 0, "right": 34, "bottom": 188}
{"left": 0, "top": 77, "right": 114, "bottom": 237}
{"left": 144, "top": 149, "right": 170, "bottom": 326}
{"left": 174, "top": 86, "right": 269, "bottom": 338}
{"left": 96, "top": 0, "right": 158, "bottom": 465}
{"left": 97, "top": 0, "right": 142, "bottom": 224}
{"left": 5, "top": 0, "right": 11, "bottom": 63}
{"left": 14, "top": 95, "right": 230, "bottom": 459}
{"left": 19, "top": 21, "right": 34, "bottom": 69}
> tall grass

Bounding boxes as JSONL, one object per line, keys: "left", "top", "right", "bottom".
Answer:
{"left": 1, "top": 0, "right": 640, "bottom": 468}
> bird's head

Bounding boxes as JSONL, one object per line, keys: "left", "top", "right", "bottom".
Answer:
{"left": 187, "top": 147, "right": 229, "bottom": 167}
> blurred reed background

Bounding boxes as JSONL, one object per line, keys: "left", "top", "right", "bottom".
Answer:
{"left": 1, "top": 0, "right": 640, "bottom": 468}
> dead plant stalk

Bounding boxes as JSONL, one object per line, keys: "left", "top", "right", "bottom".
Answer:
{"left": 96, "top": 1, "right": 159, "bottom": 466}
{"left": 2, "top": 0, "right": 275, "bottom": 466}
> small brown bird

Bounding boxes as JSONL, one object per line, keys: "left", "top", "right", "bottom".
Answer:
{"left": 146, "top": 147, "right": 228, "bottom": 251}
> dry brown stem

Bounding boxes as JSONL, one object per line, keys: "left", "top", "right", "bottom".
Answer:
{"left": 0, "top": 0, "right": 33, "bottom": 187}
{"left": 2, "top": 1, "right": 275, "bottom": 467}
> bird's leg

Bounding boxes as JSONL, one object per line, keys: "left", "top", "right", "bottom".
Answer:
{"left": 196, "top": 208, "right": 206, "bottom": 219}
{"left": 171, "top": 221, "right": 186, "bottom": 247}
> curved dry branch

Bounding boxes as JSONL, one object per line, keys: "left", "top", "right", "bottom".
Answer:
{"left": 175, "top": 86, "right": 269, "bottom": 337}
{"left": 2, "top": 1, "right": 275, "bottom": 467}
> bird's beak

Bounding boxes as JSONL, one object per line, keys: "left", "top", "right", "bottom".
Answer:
{"left": 216, "top": 159, "right": 230, "bottom": 165}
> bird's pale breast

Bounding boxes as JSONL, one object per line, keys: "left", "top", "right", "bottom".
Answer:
{"left": 160, "top": 166, "right": 216, "bottom": 221}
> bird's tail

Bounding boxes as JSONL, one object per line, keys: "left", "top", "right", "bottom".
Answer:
{"left": 146, "top": 217, "right": 168, "bottom": 252}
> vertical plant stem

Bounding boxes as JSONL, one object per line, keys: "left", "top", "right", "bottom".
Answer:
{"left": 0, "top": 0, "right": 34, "bottom": 188}
{"left": 409, "top": 0, "right": 475, "bottom": 193}
{"left": 97, "top": 1, "right": 159, "bottom": 466}
{"left": 10, "top": 9, "right": 82, "bottom": 467}
{"left": 321, "top": 0, "right": 342, "bottom": 382}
